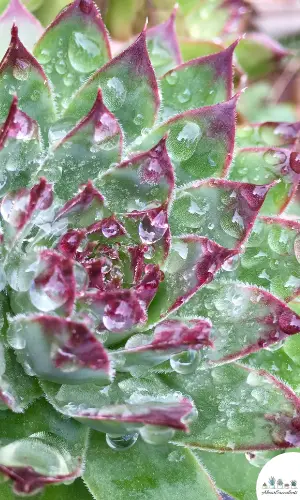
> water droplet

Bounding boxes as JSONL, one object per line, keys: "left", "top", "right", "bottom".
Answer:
{"left": 74, "top": 262, "right": 89, "bottom": 292}
{"left": 68, "top": 32, "right": 102, "bottom": 73}
{"left": 139, "top": 425, "right": 175, "bottom": 445}
{"left": 29, "top": 266, "right": 69, "bottom": 312}
{"left": 13, "top": 59, "right": 30, "bottom": 81}
{"left": 294, "top": 234, "right": 300, "bottom": 263}
{"left": 221, "top": 254, "right": 240, "bottom": 271}
{"left": 106, "top": 432, "right": 139, "bottom": 451}
{"left": 168, "top": 450, "right": 185, "bottom": 462}
{"left": 263, "top": 149, "right": 287, "bottom": 166}
{"left": 168, "top": 121, "right": 202, "bottom": 162}
{"left": 7, "top": 321, "right": 26, "bottom": 349}
{"left": 144, "top": 246, "right": 154, "bottom": 259}
{"left": 63, "top": 73, "right": 75, "bottom": 87}
{"left": 165, "top": 71, "right": 178, "bottom": 85}
{"left": 139, "top": 211, "right": 168, "bottom": 244}
{"left": 101, "top": 220, "right": 120, "bottom": 238}
{"left": 177, "top": 89, "right": 191, "bottom": 104}
{"left": 105, "top": 77, "right": 127, "bottom": 111}
{"left": 170, "top": 350, "right": 199, "bottom": 374}
{"left": 133, "top": 114, "right": 143, "bottom": 126}
{"left": 103, "top": 299, "right": 136, "bottom": 333}
{"left": 55, "top": 59, "right": 67, "bottom": 75}
{"left": 245, "top": 451, "right": 276, "bottom": 468}
{"left": 291, "top": 152, "right": 300, "bottom": 174}
{"left": 38, "top": 49, "right": 51, "bottom": 64}
{"left": 264, "top": 340, "right": 284, "bottom": 352}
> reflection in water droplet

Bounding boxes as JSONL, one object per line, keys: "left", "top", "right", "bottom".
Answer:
{"left": 13, "top": 59, "right": 30, "bottom": 81}
{"left": 170, "top": 350, "right": 199, "bottom": 374}
{"left": 139, "top": 211, "right": 168, "bottom": 244}
{"left": 221, "top": 254, "right": 240, "bottom": 271}
{"left": 177, "top": 89, "right": 191, "bottom": 104}
{"left": 103, "top": 299, "right": 135, "bottom": 333}
{"left": 63, "top": 73, "right": 75, "bottom": 87}
{"left": 139, "top": 425, "right": 175, "bottom": 445}
{"left": 7, "top": 322, "right": 26, "bottom": 349}
{"left": 133, "top": 114, "right": 143, "bottom": 126}
{"left": 55, "top": 59, "right": 67, "bottom": 75}
{"left": 105, "top": 77, "right": 127, "bottom": 111}
{"left": 165, "top": 71, "right": 178, "bottom": 85}
{"left": 106, "top": 432, "right": 139, "bottom": 451}
{"left": 263, "top": 149, "right": 287, "bottom": 166}
{"left": 264, "top": 340, "right": 284, "bottom": 352}
{"left": 38, "top": 49, "right": 51, "bottom": 64}
{"left": 168, "top": 122, "right": 202, "bottom": 162}
{"left": 68, "top": 32, "right": 102, "bottom": 73}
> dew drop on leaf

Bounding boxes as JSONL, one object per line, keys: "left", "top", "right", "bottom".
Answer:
{"left": 221, "top": 254, "right": 240, "bottom": 272}
{"left": 177, "top": 89, "right": 191, "bottom": 104}
{"left": 7, "top": 322, "right": 26, "bottom": 350}
{"left": 38, "top": 49, "right": 51, "bottom": 64}
{"left": 105, "top": 77, "right": 127, "bottom": 111}
{"left": 170, "top": 350, "right": 200, "bottom": 374}
{"left": 68, "top": 32, "right": 102, "bottom": 73}
{"left": 139, "top": 425, "right": 175, "bottom": 445}
{"left": 263, "top": 149, "right": 287, "bottom": 166}
{"left": 13, "top": 59, "right": 30, "bottom": 81}
{"left": 168, "top": 122, "right": 202, "bottom": 162}
{"left": 55, "top": 59, "right": 67, "bottom": 75}
{"left": 63, "top": 73, "right": 75, "bottom": 87}
{"left": 106, "top": 432, "right": 139, "bottom": 451}
{"left": 165, "top": 71, "right": 178, "bottom": 85}
{"left": 264, "top": 340, "right": 284, "bottom": 352}
{"left": 139, "top": 212, "right": 168, "bottom": 244}
{"left": 103, "top": 299, "right": 135, "bottom": 333}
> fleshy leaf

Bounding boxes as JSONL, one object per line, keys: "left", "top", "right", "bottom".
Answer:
{"left": 0, "top": 398, "right": 87, "bottom": 495}
{"left": 55, "top": 181, "right": 104, "bottom": 228}
{"left": 0, "top": 0, "right": 43, "bottom": 59}
{"left": 47, "top": 89, "right": 122, "bottom": 200}
{"left": 162, "top": 363, "right": 300, "bottom": 450}
{"left": 233, "top": 217, "right": 300, "bottom": 301}
{"left": 0, "top": 95, "right": 41, "bottom": 193}
{"left": 146, "top": 6, "right": 182, "bottom": 78}
{"left": 0, "top": 25, "right": 56, "bottom": 140}
{"left": 237, "top": 121, "right": 300, "bottom": 149}
{"left": 98, "top": 137, "right": 174, "bottom": 213}
{"left": 84, "top": 432, "right": 221, "bottom": 500}
{"left": 132, "top": 96, "right": 238, "bottom": 185}
{"left": 111, "top": 318, "right": 212, "bottom": 373}
{"left": 178, "top": 281, "right": 300, "bottom": 366}
{"left": 7, "top": 314, "right": 113, "bottom": 384}
{"left": 179, "top": 39, "right": 225, "bottom": 62}
{"left": 234, "top": 33, "right": 290, "bottom": 79}
{"left": 41, "top": 379, "right": 193, "bottom": 435}
{"left": 64, "top": 30, "right": 160, "bottom": 143}
{"left": 34, "top": 0, "right": 111, "bottom": 113}
{"left": 170, "top": 179, "right": 274, "bottom": 248}
{"left": 160, "top": 42, "right": 237, "bottom": 121}
{"left": 0, "top": 477, "right": 93, "bottom": 500}
{"left": 147, "top": 236, "right": 236, "bottom": 322}
{"left": 0, "top": 342, "right": 41, "bottom": 412}
{"left": 229, "top": 148, "right": 298, "bottom": 215}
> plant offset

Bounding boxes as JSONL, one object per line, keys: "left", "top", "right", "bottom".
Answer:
{"left": 0, "top": 0, "right": 300, "bottom": 498}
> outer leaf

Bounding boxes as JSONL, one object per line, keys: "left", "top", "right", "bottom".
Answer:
{"left": 84, "top": 432, "right": 221, "bottom": 500}
{"left": 177, "top": 281, "right": 300, "bottom": 366}
{"left": 179, "top": 39, "right": 224, "bottom": 62}
{"left": 8, "top": 314, "right": 113, "bottom": 385}
{"left": 234, "top": 217, "right": 300, "bottom": 301}
{"left": 34, "top": 0, "right": 111, "bottom": 112}
{"left": 0, "top": 0, "right": 43, "bottom": 59}
{"left": 229, "top": 148, "right": 298, "bottom": 215}
{"left": 0, "top": 26, "right": 56, "bottom": 140}
{"left": 170, "top": 179, "right": 274, "bottom": 248}
{"left": 161, "top": 363, "right": 300, "bottom": 451}
{"left": 64, "top": 30, "right": 160, "bottom": 143}
{"left": 0, "top": 95, "right": 41, "bottom": 192}
{"left": 98, "top": 137, "right": 174, "bottom": 213}
{"left": 48, "top": 89, "right": 122, "bottom": 200}
{"left": 147, "top": 236, "right": 236, "bottom": 322}
{"left": 0, "top": 398, "right": 87, "bottom": 495}
{"left": 132, "top": 96, "right": 238, "bottom": 185}
{"left": 234, "top": 34, "right": 290, "bottom": 79}
{"left": 236, "top": 121, "right": 300, "bottom": 149}
{"left": 146, "top": 6, "right": 182, "bottom": 78}
{"left": 160, "top": 42, "right": 236, "bottom": 121}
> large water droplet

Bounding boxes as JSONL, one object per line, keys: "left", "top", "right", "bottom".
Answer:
{"left": 170, "top": 350, "right": 199, "bottom": 374}
{"left": 63, "top": 73, "right": 75, "bottom": 87}
{"left": 168, "top": 122, "right": 202, "bottom": 161}
{"left": 7, "top": 321, "right": 26, "bottom": 350}
{"left": 139, "top": 211, "right": 168, "bottom": 244}
{"left": 221, "top": 254, "right": 240, "bottom": 272}
{"left": 103, "top": 299, "right": 136, "bottom": 333}
{"left": 139, "top": 425, "right": 175, "bottom": 445}
{"left": 68, "top": 32, "right": 102, "bottom": 73}
{"left": 106, "top": 432, "right": 139, "bottom": 451}
{"left": 105, "top": 77, "right": 127, "bottom": 111}
{"left": 177, "top": 89, "right": 191, "bottom": 104}
{"left": 263, "top": 149, "right": 287, "bottom": 166}
{"left": 13, "top": 59, "right": 30, "bottom": 81}
{"left": 38, "top": 49, "right": 51, "bottom": 64}
{"left": 29, "top": 268, "right": 68, "bottom": 312}
{"left": 55, "top": 59, "right": 67, "bottom": 75}
{"left": 245, "top": 451, "right": 277, "bottom": 468}
{"left": 165, "top": 71, "right": 178, "bottom": 85}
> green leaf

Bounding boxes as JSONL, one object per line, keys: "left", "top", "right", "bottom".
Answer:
{"left": 169, "top": 179, "right": 273, "bottom": 248}
{"left": 147, "top": 6, "right": 182, "bottom": 78}
{"left": 0, "top": 477, "right": 93, "bottom": 500}
{"left": 64, "top": 30, "right": 160, "bottom": 143}
{"left": 34, "top": 0, "right": 111, "bottom": 113}
{"left": 161, "top": 363, "right": 300, "bottom": 450}
{"left": 229, "top": 148, "right": 297, "bottom": 215}
{"left": 0, "top": 95, "right": 42, "bottom": 193}
{"left": 233, "top": 217, "right": 300, "bottom": 300}
{"left": 132, "top": 96, "right": 238, "bottom": 186}
{"left": 47, "top": 89, "right": 122, "bottom": 200}
{"left": 160, "top": 42, "right": 236, "bottom": 121}
{"left": 177, "top": 281, "right": 300, "bottom": 366}
{"left": 84, "top": 431, "right": 221, "bottom": 500}
{"left": 0, "top": 0, "right": 43, "bottom": 59}
{"left": 0, "top": 26, "right": 56, "bottom": 141}
{"left": 179, "top": 39, "right": 224, "bottom": 61}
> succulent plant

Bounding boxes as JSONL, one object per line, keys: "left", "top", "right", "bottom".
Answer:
{"left": 1, "top": 0, "right": 300, "bottom": 499}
